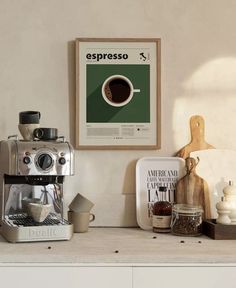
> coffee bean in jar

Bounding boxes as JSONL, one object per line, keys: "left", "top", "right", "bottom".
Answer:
{"left": 171, "top": 204, "right": 203, "bottom": 236}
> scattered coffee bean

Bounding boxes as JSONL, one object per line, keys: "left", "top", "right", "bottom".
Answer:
{"left": 180, "top": 240, "right": 185, "bottom": 243}
{"left": 153, "top": 236, "right": 157, "bottom": 239}
{"left": 114, "top": 250, "right": 119, "bottom": 253}
{"left": 48, "top": 246, "right": 52, "bottom": 250}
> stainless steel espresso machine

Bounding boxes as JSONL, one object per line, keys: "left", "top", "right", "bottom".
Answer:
{"left": 0, "top": 137, "right": 74, "bottom": 242}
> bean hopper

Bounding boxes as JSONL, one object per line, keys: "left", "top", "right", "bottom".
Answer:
{"left": 0, "top": 136, "right": 74, "bottom": 242}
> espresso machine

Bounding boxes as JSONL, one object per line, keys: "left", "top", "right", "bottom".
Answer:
{"left": 0, "top": 136, "right": 74, "bottom": 242}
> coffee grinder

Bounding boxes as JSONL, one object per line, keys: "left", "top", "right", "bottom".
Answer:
{"left": 0, "top": 136, "right": 74, "bottom": 242}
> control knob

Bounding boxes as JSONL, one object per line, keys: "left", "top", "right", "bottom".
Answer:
{"left": 37, "top": 154, "right": 53, "bottom": 170}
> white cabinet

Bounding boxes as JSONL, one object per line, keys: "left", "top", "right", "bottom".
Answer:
{"left": 133, "top": 267, "right": 236, "bottom": 288}
{"left": 0, "top": 266, "right": 132, "bottom": 288}
{"left": 2, "top": 265, "right": 236, "bottom": 288}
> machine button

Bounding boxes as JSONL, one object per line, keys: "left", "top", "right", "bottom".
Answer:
{"left": 58, "top": 157, "right": 66, "bottom": 165}
{"left": 37, "top": 154, "right": 53, "bottom": 170}
{"left": 23, "top": 156, "right": 31, "bottom": 164}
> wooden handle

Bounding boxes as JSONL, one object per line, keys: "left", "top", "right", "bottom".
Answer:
{"left": 176, "top": 115, "right": 214, "bottom": 159}
{"left": 190, "top": 115, "right": 205, "bottom": 144}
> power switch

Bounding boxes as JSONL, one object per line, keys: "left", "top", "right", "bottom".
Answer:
{"left": 58, "top": 157, "right": 66, "bottom": 165}
{"left": 23, "top": 156, "right": 31, "bottom": 165}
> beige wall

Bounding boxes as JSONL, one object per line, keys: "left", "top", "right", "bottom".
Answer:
{"left": 1, "top": 0, "right": 236, "bottom": 226}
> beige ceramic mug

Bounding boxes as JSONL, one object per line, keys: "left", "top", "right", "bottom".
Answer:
{"left": 18, "top": 123, "right": 40, "bottom": 141}
{"left": 68, "top": 211, "right": 95, "bottom": 233}
{"left": 69, "top": 193, "right": 94, "bottom": 213}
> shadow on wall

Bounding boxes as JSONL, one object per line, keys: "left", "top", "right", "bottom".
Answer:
{"left": 173, "top": 56, "right": 236, "bottom": 151}
{"left": 183, "top": 57, "right": 236, "bottom": 94}
{"left": 67, "top": 41, "right": 76, "bottom": 147}
{"left": 122, "top": 159, "right": 138, "bottom": 226}
{"left": 159, "top": 0, "right": 236, "bottom": 153}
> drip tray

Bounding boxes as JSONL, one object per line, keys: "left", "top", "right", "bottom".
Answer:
{"left": 5, "top": 213, "right": 69, "bottom": 227}
{"left": 2, "top": 213, "right": 73, "bottom": 242}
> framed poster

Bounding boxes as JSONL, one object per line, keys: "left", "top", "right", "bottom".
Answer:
{"left": 75, "top": 38, "right": 161, "bottom": 149}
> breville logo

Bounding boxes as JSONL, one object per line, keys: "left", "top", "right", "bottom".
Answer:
{"left": 28, "top": 227, "right": 57, "bottom": 239}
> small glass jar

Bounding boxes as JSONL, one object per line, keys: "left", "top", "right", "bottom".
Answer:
{"left": 171, "top": 204, "right": 203, "bottom": 236}
{"left": 152, "top": 187, "right": 172, "bottom": 233}
{"left": 152, "top": 200, "right": 172, "bottom": 233}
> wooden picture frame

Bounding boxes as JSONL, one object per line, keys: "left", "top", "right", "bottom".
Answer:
{"left": 75, "top": 38, "right": 161, "bottom": 150}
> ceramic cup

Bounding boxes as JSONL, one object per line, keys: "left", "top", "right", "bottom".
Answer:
{"left": 18, "top": 111, "right": 41, "bottom": 141}
{"left": 28, "top": 203, "right": 52, "bottom": 222}
{"left": 68, "top": 211, "right": 95, "bottom": 233}
{"left": 18, "top": 123, "right": 40, "bottom": 141}
{"left": 101, "top": 74, "right": 140, "bottom": 107}
{"left": 21, "top": 197, "right": 42, "bottom": 213}
{"left": 19, "top": 111, "right": 41, "bottom": 124}
{"left": 33, "top": 127, "right": 58, "bottom": 141}
{"left": 69, "top": 193, "right": 94, "bottom": 213}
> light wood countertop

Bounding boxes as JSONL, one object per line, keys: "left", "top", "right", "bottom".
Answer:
{"left": 0, "top": 228, "right": 235, "bottom": 265}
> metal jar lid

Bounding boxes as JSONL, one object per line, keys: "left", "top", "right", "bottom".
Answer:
{"left": 172, "top": 204, "right": 203, "bottom": 214}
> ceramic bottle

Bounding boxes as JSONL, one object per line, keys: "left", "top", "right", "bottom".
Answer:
{"left": 216, "top": 197, "right": 231, "bottom": 224}
{"left": 223, "top": 181, "right": 236, "bottom": 224}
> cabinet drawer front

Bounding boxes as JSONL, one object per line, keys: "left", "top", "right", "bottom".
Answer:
{"left": 0, "top": 266, "right": 132, "bottom": 288}
{"left": 133, "top": 267, "right": 236, "bottom": 288}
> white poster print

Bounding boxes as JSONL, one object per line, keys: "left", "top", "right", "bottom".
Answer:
{"left": 136, "top": 157, "right": 185, "bottom": 230}
{"left": 146, "top": 168, "right": 179, "bottom": 218}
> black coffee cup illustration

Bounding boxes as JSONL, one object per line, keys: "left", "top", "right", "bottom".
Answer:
{"left": 102, "top": 75, "right": 140, "bottom": 107}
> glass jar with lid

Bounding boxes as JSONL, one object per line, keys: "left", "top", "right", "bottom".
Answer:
{"left": 171, "top": 204, "right": 203, "bottom": 236}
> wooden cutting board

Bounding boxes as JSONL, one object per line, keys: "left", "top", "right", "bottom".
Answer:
{"left": 176, "top": 115, "right": 215, "bottom": 159}
{"left": 190, "top": 149, "right": 236, "bottom": 218}
{"left": 175, "top": 157, "right": 211, "bottom": 219}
